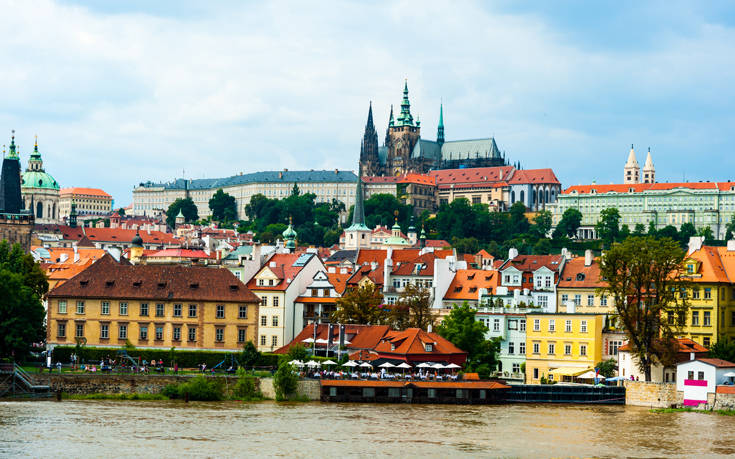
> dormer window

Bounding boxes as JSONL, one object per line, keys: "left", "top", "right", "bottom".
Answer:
{"left": 576, "top": 273, "right": 585, "bottom": 281}
{"left": 189, "top": 282, "right": 199, "bottom": 289}
{"left": 105, "top": 280, "right": 114, "bottom": 287}
{"left": 687, "top": 264, "right": 695, "bottom": 274}
{"left": 391, "top": 344, "right": 396, "bottom": 351}
{"left": 425, "top": 343, "right": 433, "bottom": 352}
{"left": 257, "top": 279, "right": 264, "bottom": 286}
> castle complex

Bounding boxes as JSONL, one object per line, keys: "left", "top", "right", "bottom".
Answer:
{"left": 359, "top": 82, "right": 511, "bottom": 177}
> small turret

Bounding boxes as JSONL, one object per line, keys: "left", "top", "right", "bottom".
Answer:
{"left": 624, "top": 144, "right": 640, "bottom": 184}
{"left": 282, "top": 216, "right": 297, "bottom": 252}
{"left": 130, "top": 229, "right": 144, "bottom": 264}
{"left": 69, "top": 201, "right": 78, "bottom": 228}
{"left": 642, "top": 147, "right": 655, "bottom": 184}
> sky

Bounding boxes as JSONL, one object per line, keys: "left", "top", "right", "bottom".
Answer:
{"left": 1, "top": 0, "right": 734, "bottom": 207}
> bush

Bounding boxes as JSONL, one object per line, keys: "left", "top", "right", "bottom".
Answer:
{"left": 273, "top": 362, "right": 298, "bottom": 401}
{"left": 177, "top": 376, "right": 224, "bottom": 401}
{"left": 233, "top": 368, "right": 262, "bottom": 400}
{"left": 162, "top": 384, "right": 180, "bottom": 399}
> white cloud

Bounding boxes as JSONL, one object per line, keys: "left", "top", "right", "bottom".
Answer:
{"left": 0, "top": 0, "right": 733, "bottom": 205}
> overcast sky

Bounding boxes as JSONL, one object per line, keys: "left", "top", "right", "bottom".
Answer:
{"left": 1, "top": 0, "right": 734, "bottom": 207}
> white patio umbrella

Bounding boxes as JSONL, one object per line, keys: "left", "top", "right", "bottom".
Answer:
{"left": 301, "top": 337, "right": 314, "bottom": 343}
{"left": 315, "top": 338, "right": 329, "bottom": 345}
{"left": 359, "top": 362, "right": 373, "bottom": 368}
{"left": 445, "top": 363, "right": 461, "bottom": 369}
{"left": 305, "top": 360, "right": 321, "bottom": 367}
{"left": 289, "top": 360, "right": 304, "bottom": 367}
{"left": 378, "top": 362, "right": 395, "bottom": 368}
{"left": 431, "top": 363, "right": 446, "bottom": 370}
{"left": 322, "top": 360, "right": 337, "bottom": 366}
{"left": 723, "top": 371, "right": 735, "bottom": 377}
{"left": 342, "top": 361, "right": 358, "bottom": 367}
{"left": 396, "top": 362, "right": 412, "bottom": 369}
{"left": 416, "top": 363, "right": 432, "bottom": 368}
{"left": 343, "top": 340, "right": 351, "bottom": 345}
{"left": 577, "top": 370, "right": 604, "bottom": 380}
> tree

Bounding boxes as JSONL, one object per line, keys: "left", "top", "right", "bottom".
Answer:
{"left": 531, "top": 210, "right": 552, "bottom": 239}
{"left": 595, "top": 207, "right": 621, "bottom": 247}
{"left": 166, "top": 197, "right": 198, "bottom": 228}
{"left": 392, "top": 284, "right": 435, "bottom": 331}
{"left": 436, "top": 303, "right": 492, "bottom": 367}
{"left": 596, "top": 358, "right": 618, "bottom": 378}
{"left": 533, "top": 238, "right": 552, "bottom": 255}
{"left": 273, "top": 361, "right": 299, "bottom": 401}
{"left": 678, "top": 222, "right": 697, "bottom": 246}
{"left": 508, "top": 202, "right": 530, "bottom": 235}
{"left": 115, "top": 207, "right": 126, "bottom": 216}
{"left": 209, "top": 189, "right": 237, "bottom": 222}
{"left": 323, "top": 229, "right": 341, "bottom": 247}
{"left": 331, "top": 283, "right": 388, "bottom": 325}
{"left": 553, "top": 208, "right": 582, "bottom": 239}
{"left": 657, "top": 225, "right": 678, "bottom": 241}
{"left": 286, "top": 343, "right": 309, "bottom": 362}
{"left": 241, "top": 341, "right": 260, "bottom": 369}
{"left": 597, "top": 236, "right": 689, "bottom": 381}
{"left": 698, "top": 226, "right": 714, "bottom": 243}
{"left": 726, "top": 215, "right": 735, "bottom": 241}
{"left": 709, "top": 336, "right": 735, "bottom": 362}
{"left": 633, "top": 223, "right": 646, "bottom": 236}
{"left": 0, "top": 241, "right": 48, "bottom": 359}
{"left": 451, "top": 237, "right": 479, "bottom": 255}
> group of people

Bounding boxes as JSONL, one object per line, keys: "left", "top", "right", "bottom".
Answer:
{"left": 303, "top": 368, "right": 459, "bottom": 382}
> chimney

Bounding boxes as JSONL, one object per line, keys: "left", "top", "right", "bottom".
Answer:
{"left": 584, "top": 249, "right": 593, "bottom": 266}
{"left": 688, "top": 236, "right": 704, "bottom": 255}
{"left": 253, "top": 243, "right": 261, "bottom": 262}
{"left": 690, "top": 352, "right": 695, "bottom": 361}
{"left": 73, "top": 245, "right": 79, "bottom": 263}
{"left": 270, "top": 261, "right": 277, "bottom": 268}
{"left": 59, "top": 253, "right": 68, "bottom": 263}
{"left": 371, "top": 261, "right": 378, "bottom": 271}
{"left": 427, "top": 324, "right": 432, "bottom": 333}
{"left": 508, "top": 248, "right": 518, "bottom": 260}
{"left": 728, "top": 240, "right": 735, "bottom": 252}
{"left": 499, "top": 169, "right": 503, "bottom": 180}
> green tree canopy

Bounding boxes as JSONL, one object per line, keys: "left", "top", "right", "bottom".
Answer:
{"left": 209, "top": 189, "right": 237, "bottom": 222}
{"left": 436, "top": 303, "right": 490, "bottom": 365}
{"left": 709, "top": 336, "right": 735, "bottom": 362}
{"left": 0, "top": 241, "right": 48, "bottom": 359}
{"left": 331, "top": 283, "right": 388, "bottom": 325}
{"left": 390, "top": 284, "right": 436, "bottom": 331}
{"left": 553, "top": 208, "right": 582, "bottom": 239}
{"left": 597, "top": 236, "right": 689, "bottom": 381}
{"left": 166, "top": 197, "right": 198, "bottom": 228}
{"left": 595, "top": 207, "right": 621, "bottom": 247}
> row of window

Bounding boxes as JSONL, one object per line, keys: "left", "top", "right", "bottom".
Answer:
{"left": 560, "top": 294, "right": 609, "bottom": 307}
{"left": 481, "top": 318, "right": 527, "bottom": 332}
{"left": 532, "top": 341, "right": 588, "bottom": 357}
{"left": 261, "top": 315, "right": 279, "bottom": 327}
{"left": 57, "top": 301, "right": 247, "bottom": 319}
{"left": 260, "top": 335, "right": 279, "bottom": 347}
{"left": 259, "top": 296, "right": 280, "bottom": 307}
{"left": 57, "top": 322, "right": 248, "bottom": 343}
{"left": 532, "top": 318, "right": 588, "bottom": 333}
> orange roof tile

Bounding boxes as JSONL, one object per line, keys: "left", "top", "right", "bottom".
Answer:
{"left": 326, "top": 272, "right": 350, "bottom": 295}
{"left": 430, "top": 166, "right": 515, "bottom": 186}
{"left": 60, "top": 187, "right": 112, "bottom": 197}
{"left": 696, "top": 358, "right": 735, "bottom": 368}
{"left": 274, "top": 324, "right": 391, "bottom": 354}
{"left": 502, "top": 254, "right": 564, "bottom": 273}
{"left": 373, "top": 328, "right": 467, "bottom": 357}
{"left": 562, "top": 182, "right": 735, "bottom": 195}
{"left": 557, "top": 256, "right": 607, "bottom": 288}
{"left": 444, "top": 269, "right": 499, "bottom": 300}
{"left": 246, "top": 253, "right": 314, "bottom": 291}
{"left": 686, "top": 247, "right": 730, "bottom": 284}
{"left": 507, "top": 168, "right": 560, "bottom": 185}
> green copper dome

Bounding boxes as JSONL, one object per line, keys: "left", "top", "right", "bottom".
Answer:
{"left": 21, "top": 170, "right": 60, "bottom": 190}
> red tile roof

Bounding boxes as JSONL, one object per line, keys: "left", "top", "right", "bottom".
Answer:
{"left": 326, "top": 272, "right": 350, "bottom": 295}
{"left": 425, "top": 239, "right": 451, "bottom": 248}
{"left": 246, "top": 253, "right": 314, "bottom": 291}
{"left": 53, "top": 226, "right": 180, "bottom": 246}
{"left": 146, "top": 248, "right": 214, "bottom": 259}
{"left": 274, "top": 323, "right": 391, "bottom": 354}
{"left": 562, "top": 182, "right": 735, "bottom": 195}
{"left": 507, "top": 168, "right": 560, "bottom": 185}
{"left": 399, "top": 173, "right": 436, "bottom": 186}
{"left": 557, "top": 256, "right": 606, "bottom": 288}
{"left": 373, "top": 328, "right": 467, "bottom": 357}
{"left": 60, "top": 187, "right": 111, "bottom": 197}
{"left": 48, "top": 253, "right": 260, "bottom": 303}
{"left": 430, "top": 166, "right": 515, "bottom": 186}
{"left": 696, "top": 358, "right": 735, "bottom": 368}
{"left": 619, "top": 338, "right": 708, "bottom": 354}
{"left": 502, "top": 255, "right": 564, "bottom": 273}
{"left": 444, "top": 269, "right": 499, "bottom": 300}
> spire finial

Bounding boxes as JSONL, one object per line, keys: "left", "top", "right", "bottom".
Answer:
{"left": 34, "top": 135, "right": 38, "bottom": 148}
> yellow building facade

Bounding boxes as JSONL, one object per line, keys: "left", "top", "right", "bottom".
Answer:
{"left": 47, "top": 255, "right": 260, "bottom": 351}
{"left": 525, "top": 313, "right": 604, "bottom": 383}
{"left": 678, "top": 246, "right": 735, "bottom": 347}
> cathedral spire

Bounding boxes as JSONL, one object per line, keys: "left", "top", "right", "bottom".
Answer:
{"left": 437, "top": 103, "right": 445, "bottom": 146}
{"left": 388, "top": 104, "right": 394, "bottom": 127}
{"left": 396, "top": 80, "right": 414, "bottom": 126}
{"left": 359, "top": 101, "right": 379, "bottom": 174}
{"left": 7, "top": 130, "right": 18, "bottom": 159}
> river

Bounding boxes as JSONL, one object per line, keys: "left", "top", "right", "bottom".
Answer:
{"left": 1, "top": 401, "right": 734, "bottom": 458}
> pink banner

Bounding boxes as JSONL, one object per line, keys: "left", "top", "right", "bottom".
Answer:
{"left": 683, "top": 399, "right": 707, "bottom": 406}
{"left": 684, "top": 379, "right": 707, "bottom": 387}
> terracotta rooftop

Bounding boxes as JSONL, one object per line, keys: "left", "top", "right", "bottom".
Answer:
{"left": 60, "top": 187, "right": 111, "bottom": 197}
{"left": 373, "top": 328, "right": 467, "bottom": 357}
{"left": 557, "top": 256, "right": 606, "bottom": 288}
{"left": 502, "top": 254, "right": 564, "bottom": 273}
{"left": 444, "top": 269, "right": 499, "bottom": 300}
{"left": 507, "top": 168, "right": 560, "bottom": 185}
{"left": 246, "top": 253, "right": 316, "bottom": 291}
{"left": 274, "top": 323, "right": 391, "bottom": 354}
{"left": 48, "top": 253, "right": 260, "bottom": 303}
{"left": 430, "top": 166, "right": 515, "bottom": 186}
{"left": 562, "top": 181, "right": 735, "bottom": 195}
{"left": 695, "top": 358, "right": 735, "bottom": 368}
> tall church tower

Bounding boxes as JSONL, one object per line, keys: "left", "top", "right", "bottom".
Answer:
{"left": 359, "top": 102, "right": 380, "bottom": 176}
{"left": 386, "top": 81, "right": 421, "bottom": 176}
{"left": 642, "top": 147, "right": 655, "bottom": 184}
{"left": 623, "top": 144, "right": 640, "bottom": 184}
{"left": 437, "top": 103, "right": 445, "bottom": 147}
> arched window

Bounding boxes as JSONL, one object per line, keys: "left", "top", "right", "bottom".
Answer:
{"left": 36, "top": 202, "right": 43, "bottom": 218}
{"left": 546, "top": 189, "right": 550, "bottom": 203}
{"left": 511, "top": 191, "right": 516, "bottom": 203}
{"left": 53, "top": 202, "right": 56, "bottom": 219}
{"left": 520, "top": 190, "right": 525, "bottom": 203}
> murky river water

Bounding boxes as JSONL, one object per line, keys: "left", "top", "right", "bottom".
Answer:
{"left": 1, "top": 401, "right": 734, "bottom": 458}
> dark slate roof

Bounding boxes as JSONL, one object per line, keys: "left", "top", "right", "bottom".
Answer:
{"left": 440, "top": 138, "right": 501, "bottom": 161}
{"left": 378, "top": 146, "right": 388, "bottom": 165}
{"left": 139, "top": 170, "right": 358, "bottom": 190}
{"left": 48, "top": 254, "right": 261, "bottom": 303}
{"left": 411, "top": 139, "right": 442, "bottom": 161}
{"left": 326, "top": 250, "right": 357, "bottom": 263}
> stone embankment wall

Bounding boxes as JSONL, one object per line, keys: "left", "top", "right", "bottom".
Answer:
{"left": 48, "top": 374, "right": 236, "bottom": 395}
{"left": 259, "top": 378, "right": 320, "bottom": 400}
{"left": 624, "top": 381, "right": 682, "bottom": 408}
{"left": 714, "top": 392, "right": 735, "bottom": 410}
